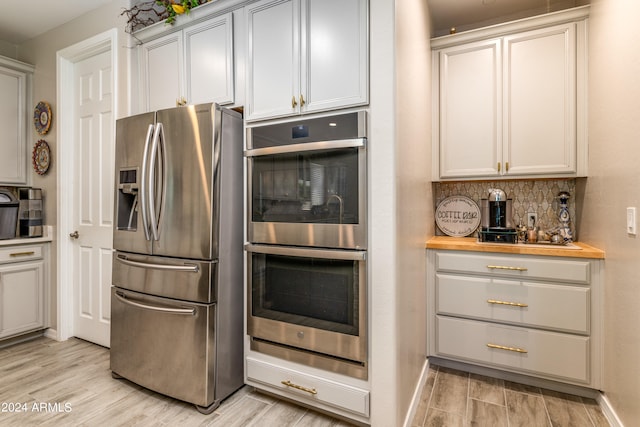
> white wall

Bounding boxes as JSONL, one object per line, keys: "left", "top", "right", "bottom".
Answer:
{"left": 581, "top": 0, "right": 640, "bottom": 424}
{"left": 395, "top": 0, "right": 433, "bottom": 423}
{"left": 369, "top": 0, "right": 433, "bottom": 424}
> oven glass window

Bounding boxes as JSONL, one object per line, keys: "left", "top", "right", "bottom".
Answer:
{"left": 251, "top": 148, "right": 359, "bottom": 225}
{"left": 252, "top": 253, "right": 359, "bottom": 336}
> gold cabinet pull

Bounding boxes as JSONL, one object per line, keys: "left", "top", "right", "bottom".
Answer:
{"left": 291, "top": 96, "right": 298, "bottom": 109}
{"left": 10, "top": 251, "right": 35, "bottom": 257}
{"left": 281, "top": 380, "right": 317, "bottom": 395}
{"left": 300, "top": 94, "right": 306, "bottom": 107}
{"left": 487, "top": 265, "right": 528, "bottom": 271}
{"left": 487, "top": 343, "right": 528, "bottom": 353}
{"left": 487, "top": 299, "right": 528, "bottom": 308}
{"left": 497, "top": 162, "right": 501, "bottom": 172}
{"left": 505, "top": 161, "right": 509, "bottom": 172}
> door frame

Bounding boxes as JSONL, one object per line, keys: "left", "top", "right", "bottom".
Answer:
{"left": 56, "top": 29, "right": 118, "bottom": 341}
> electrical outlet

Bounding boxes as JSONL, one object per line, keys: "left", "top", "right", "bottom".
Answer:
{"left": 527, "top": 212, "right": 537, "bottom": 228}
{"left": 627, "top": 207, "right": 637, "bottom": 235}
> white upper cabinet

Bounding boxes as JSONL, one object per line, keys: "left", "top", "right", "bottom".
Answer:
{"left": 432, "top": 7, "right": 588, "bottom": 180}
{"left": 140, "top": 13, "right": 234, "bottom": 111}
{"left": 185, "top": 17, "right": 235, "bottom": 106}
{"left": 245, "top": 0, "right": 368, "bottom": 121}
{"left": 141, "top": 32, "right": 184, "bottom": 111}
{"left": 436, "top": 39, "right": 502, "bottom": 178}
{"left": 0, "top": 57, "right": 32, "bottom": 186}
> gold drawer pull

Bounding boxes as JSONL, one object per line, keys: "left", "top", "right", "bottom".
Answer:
{"left": 487, "top": 265, "right": 528, "bottom": 271}
{"left": 10, "top": 251, "right": 36, "bottom": 257}
{"left": 487, "top": 299, "right": 528, "bottom": 308}
{"left": 487, "top": 343, "right": 528, "bottom": 354}
{"left": 281, "top": 380, "right": 317, "bottom": 395}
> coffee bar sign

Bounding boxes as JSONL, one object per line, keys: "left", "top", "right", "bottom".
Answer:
{"left": 435, "top": 196, "right": 481, "bottom": 237}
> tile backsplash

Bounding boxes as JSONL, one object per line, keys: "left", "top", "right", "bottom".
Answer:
{"left": 434, "top": 179, "right": 576, "bottom": 238}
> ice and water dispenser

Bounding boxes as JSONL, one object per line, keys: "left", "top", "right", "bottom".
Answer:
{"left": 116, "top": 168, "right": 139, "bottom": 231}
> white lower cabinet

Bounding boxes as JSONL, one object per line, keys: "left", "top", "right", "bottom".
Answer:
{"left": 427, "top": 249, "right": 603, "bottom": 388}
{"left": 246, "top": 356, "right": 370, "bottom": 417}
{"left": 436, "top": 316, "right": 590, "bottom": 384}
{"left": 0, "top": 243, "right": 47, "bottom": 339}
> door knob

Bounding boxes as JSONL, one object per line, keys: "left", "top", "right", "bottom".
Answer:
{"left": 69, "top": 230, "right": 79, "bottom": 239}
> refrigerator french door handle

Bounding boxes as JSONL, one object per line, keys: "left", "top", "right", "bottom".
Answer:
{"left": 116, "top": 254, "right": 200, "bottom": 272}
{"left": 149, "top": 122, "right": 164, "bottom": 241}
{"left": 140, "top": 124, "right": 154, "bottom": 241}
{"left": 115, "top": 291, "right": 196, "bottom": 315}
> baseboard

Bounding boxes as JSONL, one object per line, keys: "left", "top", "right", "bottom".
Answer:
{"left": 402, "top": 358, "right": 430, "bottom": 427}
{"left": 44, "top": 328, "right": 59, "bottom": 341}
{"left": 597, "top": 393, "right": 625, "bottom": 427}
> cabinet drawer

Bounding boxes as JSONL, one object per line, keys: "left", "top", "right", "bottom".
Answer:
{"left": 436, "top": 274, "right": 590, "bottom": 334}
{"left": 435, "top": 251, "right": 590, "bottom": 284}
{"left": 435, "top": 316, "right": 590, "bottom": 384}
{"left": 246, "top": 357, "right": 370, "bottom": 417}
{"left": 0, "top": 245, "right": 43, "bottom": 264}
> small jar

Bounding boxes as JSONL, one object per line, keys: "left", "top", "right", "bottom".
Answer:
{"left": 527, "top": 227, "right": 538, "bottom": 243}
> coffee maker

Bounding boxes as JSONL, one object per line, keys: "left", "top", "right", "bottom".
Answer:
{"left": 17, "top": 188, "right": 43, "bottom": 238}
{"left": 479, "top": 188, "right": 516, "bottom": 243}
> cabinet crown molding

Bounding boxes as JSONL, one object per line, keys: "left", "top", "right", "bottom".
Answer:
{"left": 133, "top": 0, "right": 250, "bottom": 44}
{"left": 0, "top": 55, "right": 34, "bottom": 73}
{"left": 431, "top": 5, "right": 589, "bottom": 49}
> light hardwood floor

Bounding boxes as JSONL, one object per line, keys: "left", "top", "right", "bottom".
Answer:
{"left": 0, "top": 337, "right": 611, "bottom": 426}
{"left": 411, "top": 364, "right": 611, "bottom": 427}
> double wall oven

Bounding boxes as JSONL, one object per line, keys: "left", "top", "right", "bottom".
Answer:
{"left": 245, "top": 111, "right": 368, "bottom": 379}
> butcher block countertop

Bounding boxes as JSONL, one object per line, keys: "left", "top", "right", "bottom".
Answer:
{"left": 426, "top": 236, "right": 605, "bottom": 259}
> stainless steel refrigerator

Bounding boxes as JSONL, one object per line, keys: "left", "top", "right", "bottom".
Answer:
{"left": 110, "top": 103, "right": 243, "bottom": 414}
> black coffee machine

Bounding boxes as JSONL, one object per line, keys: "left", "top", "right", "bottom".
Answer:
{"left": 479, "top": 188, "right": 516, "bottom": 243}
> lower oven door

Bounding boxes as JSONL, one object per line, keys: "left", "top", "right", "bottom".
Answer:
{"left": 110, "top": 288, "right": 215, "bottom": 407}
{"left": 246, "top": 244, "right": 366, "bottom": 364}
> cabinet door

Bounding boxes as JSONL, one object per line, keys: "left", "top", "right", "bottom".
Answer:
{"left": 246, "top": 0, "right": 300, "bottom": 121}
{"left": 300, "top": 0, "right": 368, "bottom": 113}
{"left": 437, "top": 39, "right": 502, "bottom": 178}
{"left": 141, "top": 32, "right": 184, "bottom": 111}
{"left": 503, "top": 23, "right": 576, "bottom": 176}
{"left": 0, "top": 67, "right": 27, "bottom": 185}
{"left": 0, "top": 260, "right": 44, "bottom": 338}
{"left": 185, "top": 13, "right": 235, "bottom": 106}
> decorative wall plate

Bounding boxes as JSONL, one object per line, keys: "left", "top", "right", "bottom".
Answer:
{"left": 34, "top": 101, "right": 52, "bottom": 135}
{"left": 435, "top": 196, "right": 481, "bottom": 237}
{"left": 32, "top": 139, "right": 51, "bottom": 175}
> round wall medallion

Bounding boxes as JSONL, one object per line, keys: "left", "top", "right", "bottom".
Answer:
{"left": 435, "top": 196, "right": 481, "bottom": 237}
{"left": 32, "top": 139, "right": 51, "bottom": 175}
{"left": 34, "top": 101, "right": 52, "bottom": 135}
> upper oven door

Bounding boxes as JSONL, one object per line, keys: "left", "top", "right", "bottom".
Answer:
{"left": 246, "top": 112, "right": 367, "bottom": 249}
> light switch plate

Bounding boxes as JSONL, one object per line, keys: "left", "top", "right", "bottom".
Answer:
{"left": 627, "top": 207, "right": 637, "bottom": 235}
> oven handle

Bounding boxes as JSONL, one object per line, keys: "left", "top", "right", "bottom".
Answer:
{"left": 244, "top": 138, "right": 365, "bottom": 157}
{"left": 245, "top": 244, "right": 366, "bottom": 261}
{"left": 115, "top": 291, "right": 196, "bottom": 315}
{"left": 116, "top": 254, "right": 200, "bottom": 272}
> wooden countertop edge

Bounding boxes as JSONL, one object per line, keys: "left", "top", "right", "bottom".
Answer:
{"left": 425, "top": 236, "right": 605, "bottom": 259}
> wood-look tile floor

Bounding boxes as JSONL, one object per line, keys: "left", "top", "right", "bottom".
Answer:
{"left": 0, "top": 337, "right": 353, "bottom": 427}
{"left": 0, "top": 337, "right": 612, "bottom": 427}
{"left": 411, "top": 364, "right": 611, "bottom": 427}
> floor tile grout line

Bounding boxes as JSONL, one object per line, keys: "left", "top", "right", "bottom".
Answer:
{"left": 421, "top": 366, "right": 439, "bottom": 426}
{"left": 579, "top": 396, "right": 598, "bottom": 427}
{"left": 504, "top": 385, "right": 511, "bottom": 427}
{"left": 464, "top": 370, "right": 471, "bottom": 423}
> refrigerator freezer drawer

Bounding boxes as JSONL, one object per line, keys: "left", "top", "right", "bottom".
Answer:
{"left": 112, "top": 252, "right": 217, "bottom": 303}
{"left": 110, "top": 288, "right": 215, "bottom": 407}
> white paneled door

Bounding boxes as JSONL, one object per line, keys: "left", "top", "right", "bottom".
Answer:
{"left": 70, "top": 49, "right": 114, "bottom": 347}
